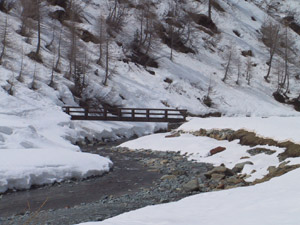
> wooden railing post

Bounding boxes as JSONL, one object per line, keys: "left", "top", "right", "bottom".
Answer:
{"left": 66, "top": 107, "right": 70, "bottom": 115}
{"left": 165, "top": 110, "right": 168, "bottom": 121}
{"left": 118, "top": 108, "right": 122, "bottom": 119}
{"left": 104, "top": 108, "right": 107, "bottom": 119}
{"left": 85, "top": 108, "right": 89, "bottom": 119}
{"left": 146, "top": 109, "right": 150, "bottom": 121}
{"left": 132, "top": 109, "right": 135, "bottom": 120}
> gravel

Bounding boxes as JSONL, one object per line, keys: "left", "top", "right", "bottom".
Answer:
{"left": 0, "top": 144, "right": 214, "bottom": 225}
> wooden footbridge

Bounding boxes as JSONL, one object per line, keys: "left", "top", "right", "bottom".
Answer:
{"left": 63, "top": 106, "right": 187, "bottom": 123}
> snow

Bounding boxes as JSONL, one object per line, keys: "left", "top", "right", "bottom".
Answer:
{"left": 0, "top": 148, "right": 112, "bottom": 193}
{"left": 120, "top": 131, "right": 285, "bottom": 182}
{"left": 0, "top": 0, "right": 300, "bottom": 212}
{"left": 80, "top": 116, "right": 300, "bottom": 225}
{"left": 120, "top": 116, "right": 300, "bottom": 182}
{"left": 0, "top": 85, "right": 162, "bottom": 192}
{"left": 180, "top": 116, "right": 300, "bottom": 144}
{"left": 78, "top": 168, "right": 300, "bottom": 225}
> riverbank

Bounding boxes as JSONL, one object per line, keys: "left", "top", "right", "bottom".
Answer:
{"left": 0, "top": 144, "right": 216, "bottom": 225}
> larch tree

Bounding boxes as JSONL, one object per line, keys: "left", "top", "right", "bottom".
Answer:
{"left": 261, "top": 20, "right": 281, "bottom": 82}
{"left": 0, "top": 16, "right": 9, "bottom": 65}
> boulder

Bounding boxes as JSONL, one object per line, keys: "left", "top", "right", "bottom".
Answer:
{"left": 182, "top": 179, "right": 199, "bottom": 192}
{"left": 232, "top": 161, "right": 253, "bottom": 173}
{"left": 205, "top": 166, "right": 234, "bottom": 178}
{"left": 209, "top": 146, "right": 226, "bottom": 156}
{"left": 226, "top": 176, "right": 244, "bottom": 185}
{"left": 211, "top": 173, "right": 225, "bottom": 181}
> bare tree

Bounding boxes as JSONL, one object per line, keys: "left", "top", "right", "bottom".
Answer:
{"left": 261, "top": 20, "right": 281, "bottom": 82}
{"left": 103, "top": 32, "right": 110, "bottom": 86}
{"left": 96, "top": 15, "right": 105, "bottom": 65}
{"left": 274, "top": 59, "right": 284, "bottom": 92}
{"left": 236, "top": 55, "right": 241, "bottom": 85}
{"left": 17, "top": 45, "right": 25, "bottom": 82}
{"left": 21, "top": 0, "right": 43, "bottom": 62}
{"left": 222, "top": 46, "right": 234, "bottom": 82}
{"left": 0, "top": 16, "right": 9, "bottom": 65}
{"left": 245, "top": 57, "right": 253, "bottom": 85}
{"left": 106, "top": 0, "right": 128, "bottom": 34}
{"left": 203, "top": 74, "right": 213, "bottom": 107}
{"left": 166, "top": 0, "right": 180, "bottom": 61}
{"left": 67, "top": 0, "right": 80, "bottom": 79}
{"left": 260, "top": 0, "right": 277, "bottom": 14}
{"left": 164, "top": 0, "right": 195, "bottom": 61}
{"left": 7, "top": 73, "right": 14, "bottom": 96}
{"left": 35, "top": 0, "right": 41, "bottom": 56}
{"left": 0, "top": 0, "right": 15, "bottom": 13}
{"left": 49, "top": 54, "right": 55, "bottom": 87}
{"left": 30, "top": 63, "right": 37, "bottom": 90}
{"left": 280, "top": 26, "right": 297, "bottom": 94}
{"left": 208, "top": 0, "right": 212, "bottom": 19}
{"left": 45, "top": 22, "right": 56, "bottom": 51}
{"left": 54, "top": 27, "right": 62, "bottom": 72}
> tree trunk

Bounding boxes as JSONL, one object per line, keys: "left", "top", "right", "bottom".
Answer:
{"left": 104, "top": 37, "right": 109, "bottom": 86}
{"left": 208, "top": 0, "right": 212, "bottom": 19}
{"left": 35, "top": 0, "right": 41, "bottom": 56}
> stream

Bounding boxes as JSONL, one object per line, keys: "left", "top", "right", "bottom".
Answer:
{"left": 0, "top": 140, "right": 213, "bottom": 225}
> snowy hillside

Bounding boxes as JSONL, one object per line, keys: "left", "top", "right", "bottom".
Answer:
{"left": 0, "top": 0, "right": 300, "bottom": 191}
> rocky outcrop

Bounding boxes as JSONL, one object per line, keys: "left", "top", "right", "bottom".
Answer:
{"left": 253, "top": 162, "right": 300, "bottom": 185}
{"left": 183, "top": 128, "right": 300, "bottom": 161}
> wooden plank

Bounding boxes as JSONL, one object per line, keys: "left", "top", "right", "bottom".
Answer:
{"left": 63, "top": 106, "right": 187, "bottom": 123}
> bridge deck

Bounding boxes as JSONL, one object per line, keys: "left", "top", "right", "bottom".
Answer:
{"left": 63, "top": 106, "right": 187, "bottom": 123}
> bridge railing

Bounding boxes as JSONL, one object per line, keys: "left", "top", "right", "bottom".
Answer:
{"left": 62, "top": 106, "right": 187, "bottom": 123}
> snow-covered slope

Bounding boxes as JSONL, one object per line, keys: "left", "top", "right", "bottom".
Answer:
{"left": 0, "top": 0, "right": 300, "bottom": 191}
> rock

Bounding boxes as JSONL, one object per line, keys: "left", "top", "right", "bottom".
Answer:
{"left": 279, "top": 161, "right": 290, "bottom": 168}
{"left": 171, "top": 170, "right": 187, "bottom": 176}
{"left": 209, "top": 146, "right": 226, "bottom": 155}
{"left": 278, "top": 141, "right": 300, "bottom": 161}
{"left": 226, "top": 176, "right": 244, "bottom": 185}
{"left": 147, "top": 169, "right": 160, "bottom": 173}
{"left": 205, "top": 166, "right": 234, "bottom": 178}
{"left": 253, "top": 164, "right": 300, "bottom": 184}
{"left": 240, "top": 156, "right": 250, "bottom": 159}
{"left": 216, "top": 182, "right": 225, "bottom": 189}
{"left": 232, "top": 161, "right": 253, "bottom": 173}
{"left": 182, "top": 179, "right": 199, "bottom": 192}
{"left": 0, "top": 126, "right": 13, "bottom": 135}
{"left": 247, "top": 148, "right": 276, "bottom": 156}
{"left": 267, "top": 166, "right": 276, "bottom": 174}
{"left": 160, "top": 159, "right": 169, "bottom": 165}
{"left": 160, "top": 175, "right": 176, "bottom": 180}
{"left": 211, "top": 173, "right": 225, "bottom": 181}
{"left": 165, "top": 132, "right": 181, "bottom": 138}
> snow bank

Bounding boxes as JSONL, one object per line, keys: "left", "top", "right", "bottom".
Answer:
{"left": 120, "top": 132, "right": 284, "bottom": 182}
{"left": 78, "top": 168, "right": 300, "bottom": 225}
{"left": 0, "top": 148, "right": 112, "bottom": 193}
{"left": 0, "top": 89, "right": 115, "bottom": 193}
{"left": 180, "top": 117, "right": 300, "bottom": 144}
{"left": 120, "top": 116, "right": 300, "bottom": 182}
